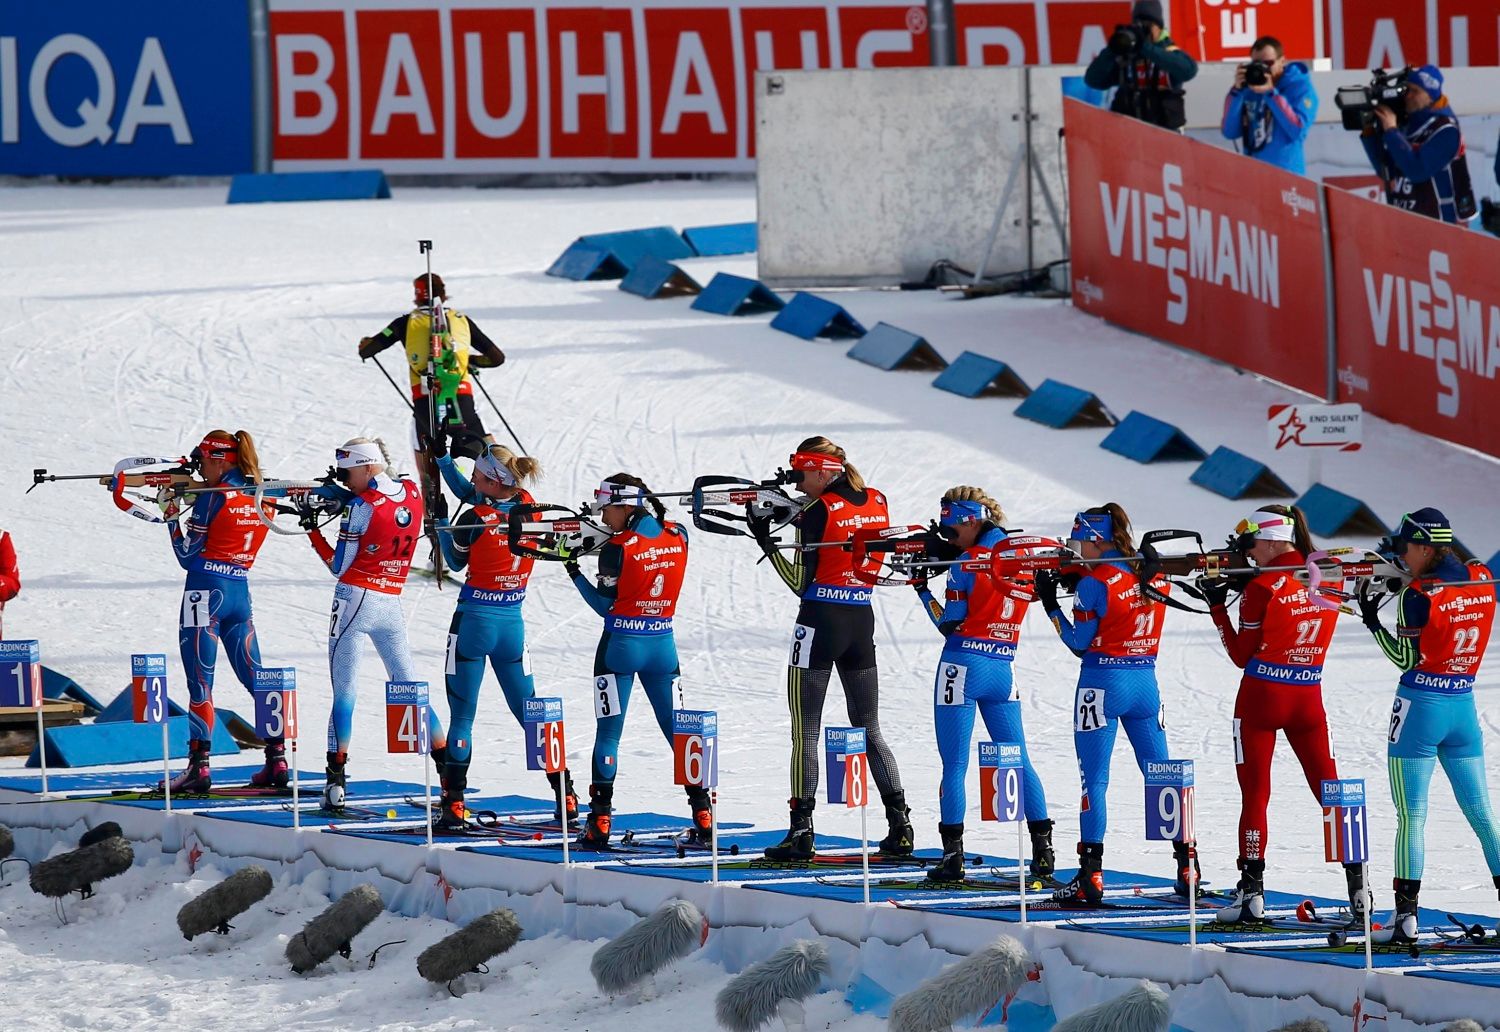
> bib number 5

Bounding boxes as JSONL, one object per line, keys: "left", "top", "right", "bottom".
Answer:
{"left": 1075, "top": 687, "right": 1106, "bottom": 732}
{"left": 935, "top": 663, "right": 967, "bottom": 707}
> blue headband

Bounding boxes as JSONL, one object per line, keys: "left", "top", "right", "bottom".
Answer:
{"left": 1071, "top": 512, "right": 1113, "bottom": 542}
{"left": 940, "top": 500, "right": 986, "bottom": 527}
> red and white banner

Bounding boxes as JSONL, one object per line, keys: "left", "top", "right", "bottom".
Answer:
{"left": 1329, "top": 0, "right": 1500, "bottom": 72}
{"left": 1328, "top": 188, "right": 1500, "bottom": 459}
{"left": 1170, "top": 0, "right": 1320, "bottom": 62}
{"left": 1064, "top": 99, "right": 1329, "bottom": 398}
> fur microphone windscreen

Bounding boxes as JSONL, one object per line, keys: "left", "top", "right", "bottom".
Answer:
{"left": 590, "top": 899, "right": 705, "bottom": 995}
{"left": 1270, "top": 1020, "right": 1330, "bottom": 1032}
{"left": 417, "top": 908, "right": 523, "bottom": 983}
{"left": 177, "top": 866, "right": 274, "bottom": 940}
{"left": 888, "top": 936, "right": 1032, "bottom": 1032}
{"left": 0, "top": 825, "right": 12, "bottom": 861}
{"left": 286, "top": 884, "right": 383, "bottom": 974}
{"left": 78, "top": 822, "right": 123, "bottom": 849}
{"left": 1052, "top": 980, "right": 1171, "bottom": 1032}
{"left": 29, "top": 836, "right": 134, "bottom": 899}
{"left": 715, "top": 939, "right": 829, "bottom": 1031}
{"left": 1441, "top": 1022, "right": 1484, "bottom": 1032}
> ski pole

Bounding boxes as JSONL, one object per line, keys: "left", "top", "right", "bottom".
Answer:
{"left": 470, "top": 370, "right": 529, "bottom": 455}
{"left": 367, "top": 352, "right": 416, "bottom": 414}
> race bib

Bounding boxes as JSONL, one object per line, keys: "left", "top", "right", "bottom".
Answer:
{"left": 593, "top": 673, "right": 622, "bottom": 719}
{"left": 1232, "top": 717, "right": 1243, "bottom": 765}
{"left": 1157, "top": 702, "right": 1166, "bottom": 731}
{"left": 328, "top": 596, "right": 347, "bottom": 639}
{"left": 672, "top": 675, "right": 683, "bottom": 710}
{"left": 521, "top": 646, "right": 533, "bottom": 677}
{"left": 1075, "top": 687, "right": 1106, "bottom": 733}
{"left": 788, "top": 624, "right": 815, "bottom": 669}
{"left": 445, "top": 633, "right": 459, "bottom": 676}
{"left": 935, "top": 663, "right": 967, "bottom": 707}
{"left": 1008, "top": 680, "right": 1021, "bottom": 703}
{"left": 180, "top": 589, "right": 212, "bottom": 629}
{"left": 1388, "top": 697, "right": 1407, "bottom": 744}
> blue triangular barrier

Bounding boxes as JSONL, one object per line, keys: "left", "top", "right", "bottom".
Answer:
{"left": 847, "top": 323, "right": 946, "bottom": 371}
{"left": 1100, "top": 411, "right": 1207, "bottom": 464}
{"left": 931, "top": 351, "right": 1031, "bottom": 398}
{"left": 690, "top": 273, "right": 785, "bottom": 316}
{"left": 40, "top": 667, "right": 107, "bottom": 715}
{"left": 618, "top": 256, "right": 702, "bottom": 299}
{"left": 546, "top": 244, "right": 629, "bottom": 281}
{"left": 1014, "top": 379, "right": 1116, "bottom": 429}
{"left": 577, "top": 226, "right": 693, "bottom": 267}
{"left": 683, "top": 222, "right": 757, "bottom": 256}
{"left": 1489, "top": 550, "right": 1500, "bottom": 570}
{"left": 28, "top": 716, "right": 241, "bottom": 768}
{"left": 1296, "top": 483, "right": 1386, "bottom": 537}
{"left": 1189, "top": 447, "right": 1295, "bottom": 500}
{"left": 216, "top": 707, "right": 266, "bottom": 747}
{"left": 770, "top": 292, "right": 867, "bottom": 340}
{"left": 227, "top": 171, "right": 391, "bottom": 204}
{"left": 96, "top": 685, "right": 187, "bottom": 723}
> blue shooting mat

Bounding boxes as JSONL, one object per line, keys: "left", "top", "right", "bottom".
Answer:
{"left": 199, "top": 789, "right": 535, "bottom": 829}
{"left": 1056, "top": 889, "right": 1353, "bottom": 945}
{"left": 1225, "top": 904, "right": 1500, "bottom": 968}
{"left": 338, "top": 808, "right": 720, "bottom": 849}
{"left": 1407, "top": 968, "right": 1500, "bottom": 986}
{"left": 0, "top": 764, "right": 281, "bottom": 794}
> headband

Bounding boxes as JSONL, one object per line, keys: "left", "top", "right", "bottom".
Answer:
{"left": 335, "top": 441, "right": 385, "bottom": 469}
{"left": 940, "top": 499, "right": 986, "bottom": 527}
{"left": 1070, "top": 512, "right": 1113, "bottom": 543}
{"left": 789, "top": 451, "right": 845, "bottom": 473}
{"left": 1235, "top": 511, "right": 1296, "bottom": 543}
{"left": 595, "top": 479, "right": 647, "bottom": 506}
{"left": 473, "top": 450, "right": 517, "bottom": 487}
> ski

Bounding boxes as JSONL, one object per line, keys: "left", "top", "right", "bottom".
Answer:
{"left": 60, "top": 785, "right": 296, "bottom": 802}
{"left": 823, "top": 869, "right": 1066, "bottom": 893}
{"left": 740, "top": 851, "right": 985, "bottom": 872}
{"left": 283, "top": 802, "right": 390, "bottom": 821}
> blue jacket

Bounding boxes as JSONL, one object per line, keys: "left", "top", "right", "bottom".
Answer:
{"left": 1221, "top": 62, "right": 1318, "bottom": 174}
{"left": 1362, "top": 102, "right": 1467, "bottom": 223}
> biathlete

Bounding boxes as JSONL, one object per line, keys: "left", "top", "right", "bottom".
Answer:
{"left": 914, "top": 487, "right": 1054, "bottom": 884}
{"left": 1359, "top": 508, "right": 1500, "bottom": 943}
{"left": 565, "top": 474, "right": 709, "bottom": 848}
{"left": 155, "top": 430, "right": 276, "bottom": 793}
{"left": 307, "top": 438, "right": 448, "bottom": 812}
{"left": 432, "top": 442, "right": 576, "bottom": 830}
{"left": 1033, "top": 504, "right": 1202, "bottom": 903}
{"left": 749, "top": 437, "right": 910, "bottom": 861}
{"left": 1205, "top": 506, "right": 1368, "bottom": 924}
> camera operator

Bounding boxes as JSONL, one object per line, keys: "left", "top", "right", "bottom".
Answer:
{"left": 1361, "top": 65, "right": 1476, "bottom": 225}
{"left": 1220, "top": 36, "right": 1318, "bottom": 174}
{"left": 1084, "top": 0, "right": 1198, "bottom": 132}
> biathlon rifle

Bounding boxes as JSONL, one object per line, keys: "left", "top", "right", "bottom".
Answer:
{"left": 505, "top": 503, "right": 611, "bottom": 562}
{"left": 419, "top": 240, "right": 464, "bottom": 431}
{"left": 31, "top": 456, "right": 203, "bottom": 524}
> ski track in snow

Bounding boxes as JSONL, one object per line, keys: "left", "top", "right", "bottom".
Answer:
{"left": 2, "top": 180, "right": 1500, "bottom": 1028}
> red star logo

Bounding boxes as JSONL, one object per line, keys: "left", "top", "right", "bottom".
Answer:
{"left": 187, "top": 843, "right": 203, "bottom": 873}
{"left": 437, "top": 874, "right": 453, "bottom": 904}
{"left": 1275, "top": 408, "right": 1307, "bottom": 449}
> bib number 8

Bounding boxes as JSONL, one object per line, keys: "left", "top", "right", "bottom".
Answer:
{"left": 788, "top": 625, "right": 815, "bottom": 669}
{"left": 1075, "top": 687, "right": 1106, "bottom": 732}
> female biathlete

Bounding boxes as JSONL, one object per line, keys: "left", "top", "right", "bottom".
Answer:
{"left": 157, "top": 430, "right": 275, "bottom": 793}
{"left": 913, "top": 487, "right": 1054, "bottom": 883}
{"left": 749, "top": 437, "right": 910, "bottom": 861}
{"left": 308, "top": 438, "right": 448, "bottom": 813}
{"left": 566, "top": 474, "right": 709, "bottom": 848}
{"left": 1033, "top": 504, "right": 1202, "bottom": 903}
{"left": 1205, "top": 506, "right": 1368, "bottom": 923}
{"left": 431, "top": 443, "right": 576, "bottom": 830}
{"left": 1358, "top": 508, "right": 1500, "bottom": 943}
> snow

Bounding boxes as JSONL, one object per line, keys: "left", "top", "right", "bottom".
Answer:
{"left": 2, "top": 179, "right": 1499, "bottom": 1029}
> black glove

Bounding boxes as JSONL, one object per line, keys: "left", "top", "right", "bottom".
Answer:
{"left": 910, "top": 567, "right": 931, "bottom": 592}
{"left": 1358, "top": 580, "right": 1386, "bottom": 631}
{"left": 298, "top": 504, "right": 322, "bottom": 533}
{"left": 564, "top": 559, "right": 581, "bottom": 579}
{"left": 1033, "top": 569, "right": 1061, "bottom": 613}
{"left": 1201, "top": 577, "right": 1230, "bottom": 608}
{"left": 429, "top": 428, "right": 449, "bottom": 459}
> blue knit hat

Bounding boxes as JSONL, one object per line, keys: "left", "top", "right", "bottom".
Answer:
{"left": 1393, "top": 507, "right": 1452, "bottom": 545}
{"left": 1131, "top": 0, "right": 1164, "bottom": 27}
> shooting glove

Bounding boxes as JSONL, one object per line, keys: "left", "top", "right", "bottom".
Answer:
{"left": 155, "top": 485, "right": 182, "bottom": 522}
{"left": 1201, "top": 577, "right": 1230, "bottom": 609}
{"left": 298, "top": 504, "right": 323, "bottom": 533}
{"left": 1033, "top": 568, "right": 1062, "bottom": 613}
{"left": 1357, "top": 580, "right": 1386, "bottom": 632}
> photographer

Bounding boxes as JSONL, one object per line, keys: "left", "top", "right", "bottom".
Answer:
{"left": 1361, "top": 65, "right": 1476, "bottom": 224}
{"left": 1084, "top": 0, "right": 1198, "bottom": 131}
{"left": 1221, "top": 37, "right": 1318, "bottom": 174}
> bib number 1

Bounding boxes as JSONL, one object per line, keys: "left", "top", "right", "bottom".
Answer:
{"left": 181, "top": 589, "right": 212, "bottom": 629}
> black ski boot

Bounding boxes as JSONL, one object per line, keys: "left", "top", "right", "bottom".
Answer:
{"left": 1373, "top": 878, "right": 1420, "bottom": 945}
{"left": 877, "top": 791, "right": 914, "bottom": 858}
{"left": 248, "top": 739, "right": 288, "bottom": 789}
{"left": 1344, "top": 862, "right": 1373, "bottom": 921}
{"left": 160, "top": 740, "right": 212, "bottom": 794}
{"left": 763, "top": 797, "right": 816, "bottom": 861}
{"left": 1216, "top": 857, "right": 1266, "bottom": 925}
{"left": 1173, "top": 839, "right": 1204, "bottom": 898}
{"left": 436, "top": 760, "right": 468, "bottom": 832}
{"left": 1052, "top": 842, "right": 1105, "bottom": 905}
{"left": 322, "top": 751, "right": 348, "bottom": 812}
{"left": 578, "top": 783, "right": 613, "bottom": 849}
{"left": 1027, "top": 819, "right": 1056, "bottom": 883}
{"left": 430, "top": 743, "right": 449, "bottom": 807}
{"left": 685, "top": 786, "right": 714, "bottom": 845}
{"left": 547, "top": 769, "right": 579, "bottom": 826}
{"left": 927, "top": 823, "right": 967, "bottom": 883}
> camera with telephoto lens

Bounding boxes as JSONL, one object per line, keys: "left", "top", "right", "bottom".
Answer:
{"left": 1108, "top": 20, "right": 1154, "bottom": 56}
{"left": 1334, "top": 67, "right": 1410, "bottom": 131}
{"left": 1243, "top": 59, "right": 1273, "bottom": 88}
{"left": 1481, "top": 199, "right": 1500, "bottom": 238}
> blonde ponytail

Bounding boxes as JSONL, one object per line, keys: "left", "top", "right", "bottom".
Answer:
{"left": 941, "top": 485, "right": 1005, "bottom": 526}
{"left": 795, "top": 435, "right": 866, "bottom": 491}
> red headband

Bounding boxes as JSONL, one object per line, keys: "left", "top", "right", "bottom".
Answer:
{"left": 198, "top": 436, "right": 239, "bottom": 461}
{"left": 789, "top": 450, "right": 844, "bottom": 473}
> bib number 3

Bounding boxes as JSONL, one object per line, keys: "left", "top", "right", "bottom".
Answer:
{"left": 1075, "top": 687, "right": 1107, "bottom": 733}
{"left": 594, "top": 674, "right": 623, "bottom": 719}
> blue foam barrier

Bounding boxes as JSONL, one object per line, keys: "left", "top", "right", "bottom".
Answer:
{"left": 95, "top": 685, "right": 187, "bottom": 723}
{"left": 1489, "top": 550, "right": 1500, "bottom": 571}
{"left": 683, "top": 222, "right": 757, "bottom": 256}
{"left": 1189, "top": 447, "right": 1296, "bottom": 500}
{"left": 690, "top": 273, "right": 785, "bottom": 316}
{"left": 27, "top": 716, "right": 240, "bottom": 768}
{"left": 931, "top": 351, "right": 1031, "bottom": 398}
{"left": 546, "top": 244, "right": 629, "bottom": 281}
{"left": 770, "top": 292, "right": 867, "bottom": 340}
{"left": 227, "top": 171, "right": 390, "bottom": 204}
{"left": 1013, "top": 379, "right": 1116, "bottom": 428}
{"left": 618, "top": 255, "right": 702, "bottom": 299}
{"left": 40, "top": 667, "right": 107, "bottom": 714}
{"left": 1296, "top": 483, "right": 1386, "bottom": 537}
{"left": 846, "top": 323, "right": 946, "bottom": 371}
{"left": 576, "top": 226, "right": 693, "bottom": 268}
{"left": 215, "top": 707, "right": 264, "bottom": 747}
{"left": 1100, "top": 411, "right": 1207, "bottom": 464}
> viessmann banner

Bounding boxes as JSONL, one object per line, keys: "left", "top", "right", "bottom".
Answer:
{"left": 1328, "top": 188, "right": 1500, "bottom": 459}
{"left": 0, "top": 1, "right": 253, "bottom": 176}
{"left": 1063, "top": 99, "right": 1329, "bottom": 398}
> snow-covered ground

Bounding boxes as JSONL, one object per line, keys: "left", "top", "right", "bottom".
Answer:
{"left": 2, "top": 180, "right": 1499, "bottom": 1029}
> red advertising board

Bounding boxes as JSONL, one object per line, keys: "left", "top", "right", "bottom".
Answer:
{"left": 1064, "top": 99, "right": 1329, "bottom": 397}
{"left": 1331, "top": 0, "right": 1500, "bottom": 70}
{"left": 1170, "top": 0, "right": 1320, "bottom": 62}
{"left": 1328, "top": 188, "right": 1500, "bottom": 459}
